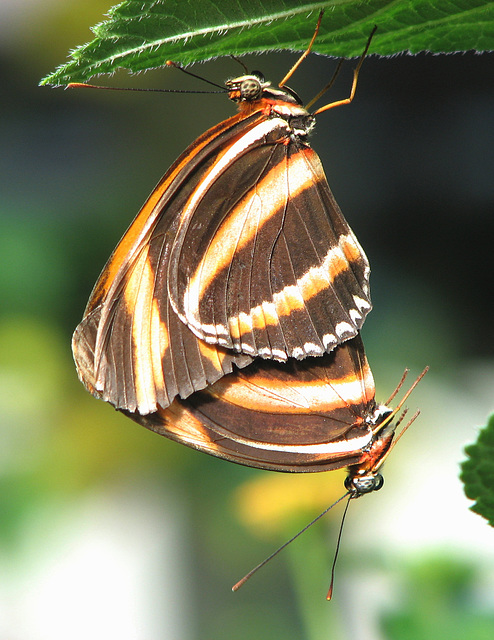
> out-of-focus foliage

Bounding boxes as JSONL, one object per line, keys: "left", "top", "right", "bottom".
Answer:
{"left": 0, "top": 316, "right": 187, "bottom": 549}
{"left": 382, "top": 556, "right": 494, "bottom": 640}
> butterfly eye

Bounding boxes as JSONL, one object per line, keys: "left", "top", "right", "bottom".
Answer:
{"left": 345, "top": 473, "right": 384, "bottom": 495}
{"left": 239, "top": 77, "right": 262, "bottom": 100}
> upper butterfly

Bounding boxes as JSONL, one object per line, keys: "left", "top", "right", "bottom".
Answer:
{"left": 72, "top": 20, "right": 373, "bottom": 415}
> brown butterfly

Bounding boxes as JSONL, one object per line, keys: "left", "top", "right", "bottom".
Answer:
{"left": 72, "top": 15, "right": 374, "bottom": 415}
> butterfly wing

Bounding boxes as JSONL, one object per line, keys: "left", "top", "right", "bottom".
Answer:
{"left": 130, "top": 335, "right": 378, "bottom": 472}
{"left": 72, "top": 112, "right": 256, "bottom": 415}
{"left": 73, "top": 106, "right": 370, "bottom": 414}
{"left": 168, "top": 115, "right": 371, "bottom": 361}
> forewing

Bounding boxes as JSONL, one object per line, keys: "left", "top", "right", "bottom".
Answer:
{"left": 169, "top": 119, "right": 371, "bottom": 360}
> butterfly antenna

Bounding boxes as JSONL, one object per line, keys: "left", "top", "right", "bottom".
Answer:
{"left": 230, "top": 55, "right": 249, "bottom": 74}
{"left": 232, "top": 491, "right": 349, "bottom": 592}
{"left": 279, "top": 9, "right": 324, "bottom": 87}
{"left": 326, "top": 493, "right": 353, "bottom": 600}
{"left": 165, "top": 60, "right": 227, "bottom": 90}
{"left": 67, "top": 82, "right": 225, "bottom": 94}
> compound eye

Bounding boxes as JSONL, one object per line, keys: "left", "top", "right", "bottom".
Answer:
{"left": 345, "top": 473, "right": 384, "bottom": 495}
{"left": 240, "top": 78, "right": 261, "bottom": 100}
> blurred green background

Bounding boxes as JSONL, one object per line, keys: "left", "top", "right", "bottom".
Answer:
{"left": 1, "top": 1, "right": 494, "bottom": 638}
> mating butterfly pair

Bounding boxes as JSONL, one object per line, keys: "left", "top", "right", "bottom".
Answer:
{"left": 72, "top": 18, "right": 423, "bottom": 518}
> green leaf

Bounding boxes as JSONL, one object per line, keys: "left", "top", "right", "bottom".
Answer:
{"left": 460, "top": 414, "right": 494, "bottom": 527}
{"left": 41, "top": 0, "right": 494, "bottom": 86}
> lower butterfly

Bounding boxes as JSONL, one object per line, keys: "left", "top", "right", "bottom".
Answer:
{"left": 72, "top": 13, "right": 374, "bottom": 415}
{"left": 125, "top": 333, "right": 426, "bottom": 597}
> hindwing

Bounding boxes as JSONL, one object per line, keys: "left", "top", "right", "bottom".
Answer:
{"left": 129, "top": 335, "right": 379, "bottom": 472}
{"left": 72, "top": 112, "right": 256, "bottom": 414}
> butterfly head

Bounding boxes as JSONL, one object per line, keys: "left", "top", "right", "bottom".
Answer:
{"left": 226, "top": 74, "right": 304, "bottom": 108}
{"left": 344, "top": 404, "right": 394, "bottom": 497}
{"left": 345, "top": 471, "right": 384, "bottom": 496}
{"left": 344, "top": 365, "right": 429, "bottom": 498}
{"left": 226, "top": 74, "right": 270, "bottom": 102}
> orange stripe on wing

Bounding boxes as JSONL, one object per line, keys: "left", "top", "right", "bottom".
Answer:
{"left": 185, "top": 148, "right": 318, "bottom": 309}
{"left": 120, "top": 249, "right": 159, "bottom": 413}
{"left": 196, "top": 336, "right": 232, "bottom": 373}
{"left": 155, "top": 401, "right": 223, "bottom": 456}
{"left": 205, "top": 363, "right": 374, "bottom": 414}
{"left": 118, "top": 250, "right": 170, "bottom": 414}
{"left": 86, "top": 111, "right": 258, "bottom": 311}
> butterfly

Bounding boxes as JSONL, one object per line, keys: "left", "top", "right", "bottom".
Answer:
{"left": 129, "top": 330, "right": 423, "bottom": 597}
{"left": 72, "top": 15, "right": 374, "bottom": 415}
